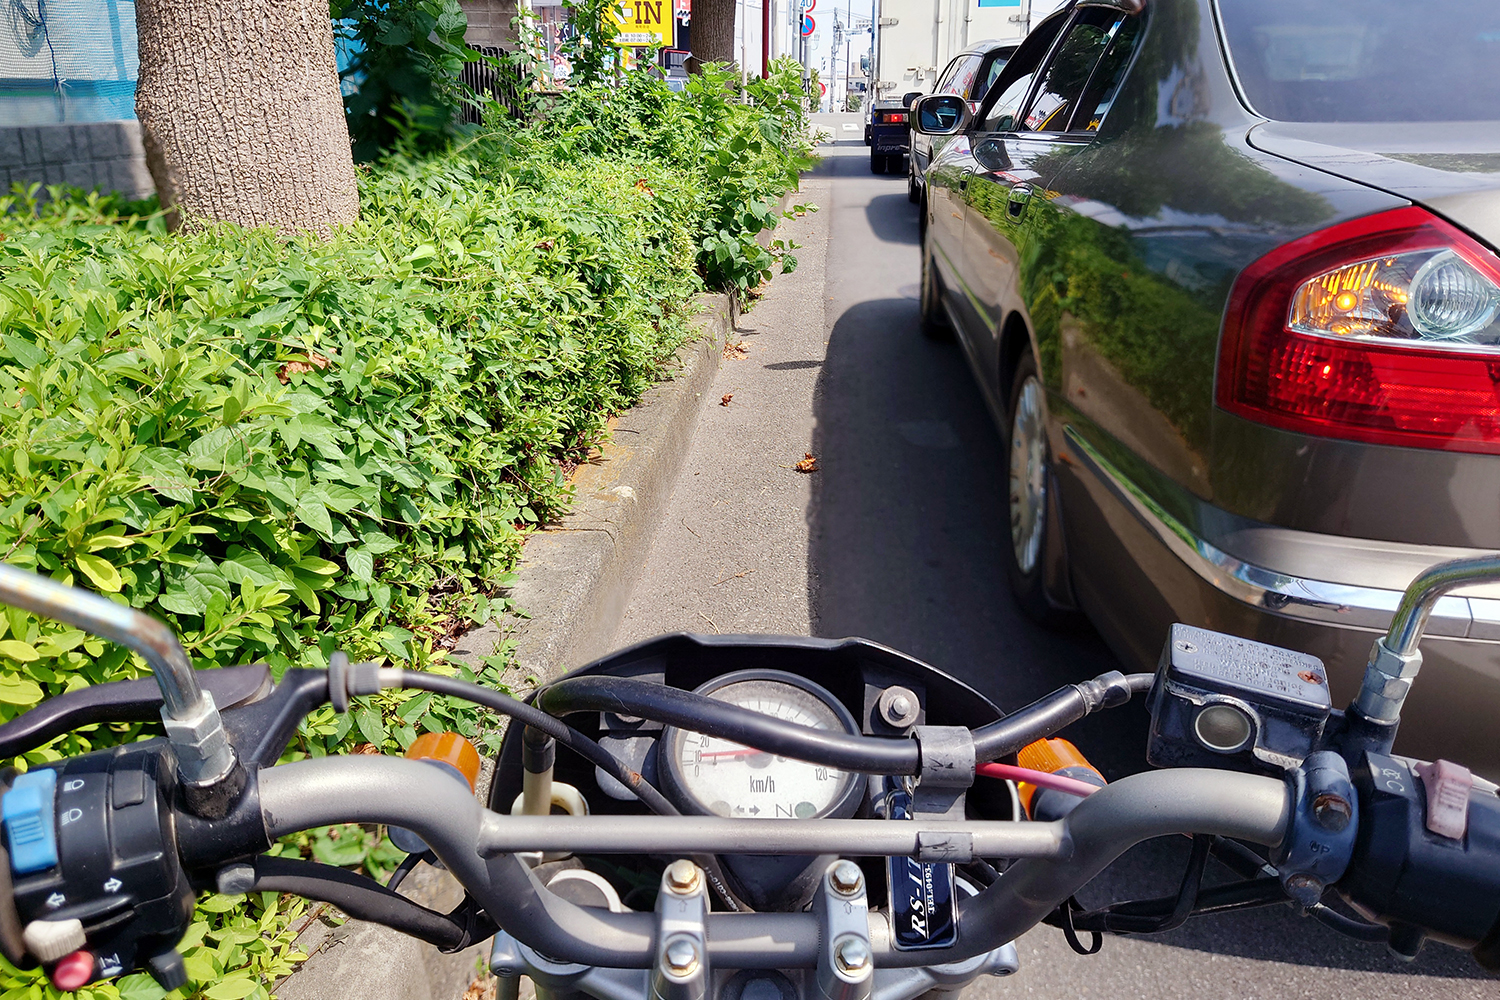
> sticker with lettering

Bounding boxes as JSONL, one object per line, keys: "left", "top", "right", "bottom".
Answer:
{"left": 884, "top": 781, "right": 957, "bottom": 950}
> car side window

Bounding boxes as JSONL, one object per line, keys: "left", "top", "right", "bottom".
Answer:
{"left": 944, "top": 55, "right": 981, "bottom": 97}
{"left": 972, "top": 8, "right": 1069, "bottom": 132}
{"left": 1069, "top": 16, "right": 1143, "bottom": 132}
{"left": 970, "top": 50, "right": 1010, "bottom": 104}
{"left": 1021, "top": 9, "right": 1127, "bottom": 133}
{"left": 934, "top": 57, "right": 965, "bottom": 96}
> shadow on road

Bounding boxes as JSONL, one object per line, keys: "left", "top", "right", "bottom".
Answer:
{"left": 863, "top": 193, "right": 921, "bottom": 245}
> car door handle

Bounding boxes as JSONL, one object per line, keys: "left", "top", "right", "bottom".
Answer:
{"left": 1007, "top": 184, "right": 1033, "bottom": 219}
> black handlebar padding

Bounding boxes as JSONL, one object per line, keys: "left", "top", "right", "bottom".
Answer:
{"left": 0, "top": 664, "right": 272, "bottom": 759}
{"left": 246, "top": 856, "right": 475, "bottom": 950}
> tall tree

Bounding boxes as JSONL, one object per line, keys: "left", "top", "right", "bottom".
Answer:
{"left": 134, "top": 0, "right": 359, "bottom": 235}
{"left": 689, "top": 0, "right": 737, "bottom": 64}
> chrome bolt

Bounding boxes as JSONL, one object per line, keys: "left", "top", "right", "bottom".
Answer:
{"left": 878, "top": 686, "right": 921, "bottom": 728}
{"left": 665, "top": 859, "right": 701, "bottom": 894}
{"left": 1175, "top": 640, "right": 1198, "bottom": 654}
{"left": 1312, "top": 792, "right": 1352, "bottom": 832}
{"left": 833, "top": 936, "right": 871, "bottom": 975}
{"left": 829, "top": 860, "right": 864, "bottom": 896}
{"left": 664, "top": 937, "right": 700, "bottom": 976}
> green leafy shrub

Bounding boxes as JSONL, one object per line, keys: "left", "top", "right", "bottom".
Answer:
{"left": 512, "top": 59, "right": 815, "bottom": 295}
{"left": 334, "top": 0, "right": 485, "bottom": 160}
{"left": 0, "top": 60, "right": 812, "bottom": 998}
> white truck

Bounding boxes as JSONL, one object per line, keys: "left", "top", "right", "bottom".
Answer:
{"left": 867, "top": 0, "right": 1033, "bottom": 108}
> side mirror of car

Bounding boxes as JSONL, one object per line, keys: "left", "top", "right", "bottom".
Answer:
{"left": 911, "top": 94, "right": 970, "bottom": 136}
{"left": 901, "top": 91, "right": 923, "bottom": 108}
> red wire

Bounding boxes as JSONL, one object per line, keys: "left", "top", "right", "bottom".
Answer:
{"left": 976, "top": 761, "right": 1102, "bottom": 798}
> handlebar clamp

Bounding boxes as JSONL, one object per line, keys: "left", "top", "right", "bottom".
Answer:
{"left": 1273, "top": 751, "right": 1358, "bottom": 907}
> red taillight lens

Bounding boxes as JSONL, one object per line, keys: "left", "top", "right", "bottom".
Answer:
{"left": 883, "top": 112, "right": 906, "bottom": 124}
{"left": 1217, "top": 206, "right": 1500, "bottom": 454}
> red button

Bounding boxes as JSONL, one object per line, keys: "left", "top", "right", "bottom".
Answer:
{"left": 50, "top": 950, "right": 94, "bottom": 991}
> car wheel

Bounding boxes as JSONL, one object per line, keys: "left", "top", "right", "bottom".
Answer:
{"left": 919, "top": 233, "right": 950, "bottom": 340}
{"left": 907, "top": 162, "right": 920, "bottom": 204}
{"left": 870, "top": 151, "right": 885, "bottom": 174}
{"left": 1003, "top": 352, "right": 1076, "bottom": 627}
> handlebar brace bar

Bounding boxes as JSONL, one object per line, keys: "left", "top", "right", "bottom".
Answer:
{"left": 257, "top": 757, "right": 1291, "bottom": 970}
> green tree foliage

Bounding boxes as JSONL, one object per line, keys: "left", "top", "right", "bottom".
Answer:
{"left": 333, "top": 0, "right": 482, "bottom": 160}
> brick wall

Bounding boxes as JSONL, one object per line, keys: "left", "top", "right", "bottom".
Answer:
{"left": 0, "top": 121, "right": 155, "bottom": 200}
{"left": 462, "top": 0, "right": 522, "bottom": 49}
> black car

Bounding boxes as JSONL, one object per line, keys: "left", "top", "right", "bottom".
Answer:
{"left": 869, "top": 92, "right": 921, "bottom": 175}
{"left": 908, "top": 39, "right": 1018, "bottom": 204}
{"left": 912, "top": 0, "right": 1500, "bottom": 775}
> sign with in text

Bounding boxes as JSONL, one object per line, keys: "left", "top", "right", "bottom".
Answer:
{"left": 609, "top": 0, "right": 674, "bottom": 46}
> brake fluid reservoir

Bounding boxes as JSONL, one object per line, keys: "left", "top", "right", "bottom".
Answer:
{"left": 1017, "top": 738, "right": 1106, "bottom": 822}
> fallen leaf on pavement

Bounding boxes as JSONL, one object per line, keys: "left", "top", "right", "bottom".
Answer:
{"left": 721, "top": 393, "right": 733, "bottom": 406}
{"left": 462, "top": 974, "right": 497, "bottom": 1000}
{"left": 794, "top": 453, "right": 818, "bottom": 473}
{"left": 724, "top": 340, "right": 750, "bottom": 359}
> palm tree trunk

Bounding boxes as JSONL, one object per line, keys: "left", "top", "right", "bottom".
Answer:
{"left": 134, "top": 0, "right": 359, "bottom": 236}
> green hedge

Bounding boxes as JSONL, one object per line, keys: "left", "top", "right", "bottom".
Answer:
{"left": 0, "top": 66, "right": 810, "bottom": 1000}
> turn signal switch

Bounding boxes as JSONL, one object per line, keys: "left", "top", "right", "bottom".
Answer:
{"left": 0, "top": 744, "right": 197, "bottom": 992}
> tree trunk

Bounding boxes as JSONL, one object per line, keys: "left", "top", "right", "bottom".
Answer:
{"left": 690, "top": 0, "right": 738, "bottom": 65}
{"left": 134, "top": 0, "right": 359, "bottom": 236}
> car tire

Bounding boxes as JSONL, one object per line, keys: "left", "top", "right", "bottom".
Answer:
{"left": 870, "top": 151, "right": 886, "bottom": 174}
{"left": 919, "top": 232, "right": 951, "bottom": 340}
{"left": 907, "top": 163, "right": 920, "bottom": 204}
{"left": 1003, "top": 352, "right": 1077, "bottom": 629}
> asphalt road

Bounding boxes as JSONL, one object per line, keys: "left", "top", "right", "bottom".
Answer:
{"left": 612, "top": 113, "right": 1494, "bottom": 999}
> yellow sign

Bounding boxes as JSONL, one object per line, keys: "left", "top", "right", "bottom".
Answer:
{"left": 608, "top": 0, "right": 673, "bottom": 46}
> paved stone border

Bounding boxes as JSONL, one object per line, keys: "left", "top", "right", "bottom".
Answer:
{"left": 0, "top": 121, "right": 154, "bottom": 200}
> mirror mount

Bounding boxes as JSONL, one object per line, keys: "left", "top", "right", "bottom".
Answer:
{"left": 910, "top": 94, "right": 971, "bottom": 137}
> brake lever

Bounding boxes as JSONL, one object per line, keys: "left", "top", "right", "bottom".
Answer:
{"left": 0, "top": 664, "right": 273, "bottom": 760}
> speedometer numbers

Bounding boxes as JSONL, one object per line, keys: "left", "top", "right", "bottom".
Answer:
{"left": 660, "top": 672, "right": 864, "bottom": 822}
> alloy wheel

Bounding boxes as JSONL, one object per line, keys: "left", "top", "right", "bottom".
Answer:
{"left": 1008, "top": 376, "right": 1048, "bottom": 575}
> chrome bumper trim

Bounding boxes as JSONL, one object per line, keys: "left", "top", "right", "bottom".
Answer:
{"left": 1062, "top": 426, "right": 1485, "bottom": 639}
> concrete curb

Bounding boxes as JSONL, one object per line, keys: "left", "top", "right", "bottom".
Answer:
{"left": 451, "top": 292, "right": 732, "bottom": 682}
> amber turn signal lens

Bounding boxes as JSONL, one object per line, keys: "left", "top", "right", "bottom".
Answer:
{"left": 1015, "top": 737, "right": 1104, "bottom": 817}
{"left": 405, "top": 731, "right": 481, "bottom": 791}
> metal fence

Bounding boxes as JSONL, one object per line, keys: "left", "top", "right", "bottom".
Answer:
{"left": 459, "top": 45, "right": 530, "bottom": 124}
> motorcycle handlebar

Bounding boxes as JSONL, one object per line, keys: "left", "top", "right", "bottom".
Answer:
{"left": 255, "top": 757, "right": 1290, "bottom": 970}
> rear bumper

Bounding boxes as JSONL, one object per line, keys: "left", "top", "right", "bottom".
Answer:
{"left": 1063, "top": 426, "right": 1500, "bottom": 778}
{"left": 871, "top": 127, "right": 909, "bottom": 154}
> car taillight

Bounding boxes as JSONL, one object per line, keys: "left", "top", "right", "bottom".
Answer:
{"left": 1216, "top": 206, "right": 1500, "bottom": 454}
{"left": 884, "top": 113, "right": 906, "bottom": 124}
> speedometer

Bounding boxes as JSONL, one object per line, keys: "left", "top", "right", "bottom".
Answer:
{"left": 658, "top": 671, "right": 866, "bottom": 820}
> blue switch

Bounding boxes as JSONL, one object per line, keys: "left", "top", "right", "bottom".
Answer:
{"left": 3, "top": 769, "right": 59, "bottom": 874}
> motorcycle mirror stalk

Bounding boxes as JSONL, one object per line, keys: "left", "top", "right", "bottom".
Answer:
{"left": 0, "top": 564, "right": 245, "bottom": 820}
